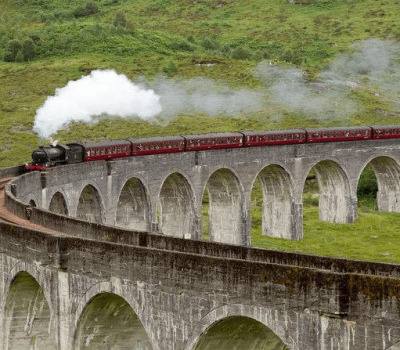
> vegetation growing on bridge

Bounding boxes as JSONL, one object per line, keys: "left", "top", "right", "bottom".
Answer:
{"left": 1, "top": 0, "right": 400, "bottom": 262}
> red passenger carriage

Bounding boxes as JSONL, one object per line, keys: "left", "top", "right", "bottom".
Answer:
{"left": 242, "top": 129, "right": 306, "bottom": 147}
{"left": 305, "top": 126, "right": 371, "bottom": 143}
{"left": 184, "top": 132, "right": 243, "bottom": 151}
{"left": 84, "top": 140, "right": 132, "bottom": 162}
{"left": 130, "top": 136, "right": 185, "bottom": 156}
{"left": 371, "top": 125, "right": 400, "bottom": 139}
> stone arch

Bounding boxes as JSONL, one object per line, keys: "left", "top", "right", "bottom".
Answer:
{"left": 76, "top": 184, "right": 105, "bottom": 223}
{"left": 115, "top": 177, "right": 150, "bottom": 231}
{"left": 3, "top": 271, "right": 56, "bottom": 350}
{"left": 204, "top": 168, "right": 244, "bottom": 245}
{"left": 184, "top": 304, "right": 291, "bottom": 350}
{"left": 358, "top": 156, "right": 400, "bottom": 212}
{"left": 193, "top": 316, "right": 287, "bottom": 350}
{"left": 253, "top": 164, "right": 295, "bottom": 239}
{"left": 158, "top": 172, "right": 195, "bottom": 238}
{"left": 304, "top": 159, "right": 355, "bottom": 223}
{"left": 48, "top": 191, "right": 69, "bottom": 215}
{"left": 73, "top": 292, "right": 151, "bottom": 350}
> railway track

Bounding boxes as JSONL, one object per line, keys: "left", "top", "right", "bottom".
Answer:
{"left": 0, "top": 177, "right": 16, "bottom": 224}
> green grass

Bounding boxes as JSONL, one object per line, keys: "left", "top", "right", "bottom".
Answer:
{"left": 1, "top": 0, "right": 400, "bottom": 262}
{"left": 251, "top": 205, "right": 400, "bottom": 264}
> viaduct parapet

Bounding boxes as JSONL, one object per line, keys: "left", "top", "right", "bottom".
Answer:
{"left": 1, "top": 138, "right": 400, "bottom": 349}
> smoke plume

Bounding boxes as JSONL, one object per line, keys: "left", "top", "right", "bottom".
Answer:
{"left": 254, "top": 39, "right": 400, "bottom": 118}
{"left": 146, "top": 77, "right": 263, "bottom": 117}
{"left": 33, "top": 70, "right": 162, "bottom": 138}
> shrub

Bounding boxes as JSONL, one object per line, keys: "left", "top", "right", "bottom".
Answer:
{"left": 170, "top": 39, "right": 195, "bottom": 52}
{"left": 113, "top": 10, "right": 126, "bottom": 27}
{"left": 73, "top": 1, "right": 99, "bottom": 18}
{"left": 163, "top": 60, "right": 178, "bottom": 76}
{"left": 2, "top": 39, "right": 21, "bottom": 62}
{"left": 15, "top": 50, "right": 24, "bottom": 62}
{"left": 2, "top": 50, "right": 14, "bottom": 62}
{"left": 21, "top": 37, "right": 36, "bottom": 61}
{"left": 231, "top": 46, "right": 252, "bottom": 60}
{"left": 5, "top": 39, "right": 21, "bottom": 58}
{"left": 201, "top": 37, "right": 220, "bottom": 50}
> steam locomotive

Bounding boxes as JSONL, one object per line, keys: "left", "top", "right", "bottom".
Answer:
{"left": 26, "top": 125, "right": 400, "bottom": 170}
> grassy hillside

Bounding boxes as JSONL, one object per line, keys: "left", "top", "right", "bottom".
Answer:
{"left": 1, "top": 0, "right": 400, "bottom": 262}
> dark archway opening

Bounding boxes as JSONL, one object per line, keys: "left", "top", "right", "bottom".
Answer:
{"left": 204, "top": 169, "right": 243, "bottom": 245}
{"left": 73, "top": 293, "right": 151, "bottom": 350}
{"left": 4, "top": 271, "right": 56, "bottom": 349}
{"left": 159, "top": 172, "right": 194, "bottom": 238}
{"left": 194, "top": 316, "right": 289, "bottom": 350}
{"left": 49, "top": 191, "right": 68, "bottom": 215}
{"left": 76, "top": 185, "right": 104, "bottom": 223}
{"left": 116, "top": 178, "right": 150, "bottom": 231}
{"left": 357, "top": 164, "right": 378, "bottom": 212}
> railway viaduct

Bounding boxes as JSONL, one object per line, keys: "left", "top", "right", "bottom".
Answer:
{"left": 1, "top": 137, "right": 400, "bottom": 349}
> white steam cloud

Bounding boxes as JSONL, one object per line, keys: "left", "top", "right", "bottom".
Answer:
{"left": 33, "top": 70, "right": 162, "bottom": 138}
{"left": 147, "top": 77, "right": 263, "bottom": 117}
{"left": 254, "top": 39, "right": 400, "bottom": 118}
{"left": 33, "top": 39, "right": 400, "bottom": 138}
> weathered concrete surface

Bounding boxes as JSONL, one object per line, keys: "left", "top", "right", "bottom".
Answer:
{"left": 2, "top": 138, "right": 400, "bottom": 349}
{"left": 0, "top": 221, "right": 400, "bottom": 349}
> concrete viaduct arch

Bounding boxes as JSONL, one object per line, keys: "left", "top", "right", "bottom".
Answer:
{"left": 18, "top": 138, "right": 400, "bottom": 244}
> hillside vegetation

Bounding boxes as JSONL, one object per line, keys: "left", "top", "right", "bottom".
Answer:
{"left": 1, "top": 0, "right": 400, "bottom": 262}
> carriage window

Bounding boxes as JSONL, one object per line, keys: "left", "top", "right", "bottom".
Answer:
{"left": 227, "top": 138, "right": 230, "bottom": 144}
{"left": 101, "top": 148, "right": 105, "bottom": 155}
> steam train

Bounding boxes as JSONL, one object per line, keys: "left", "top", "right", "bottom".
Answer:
{"left": 26, "top": 125, "right": 400, "bottom": 170}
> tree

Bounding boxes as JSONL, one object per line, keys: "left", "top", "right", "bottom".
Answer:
{"left": 3, "top": 39, "right": 21, "bottom": 61}
{"left": 21, "top": 37, "right": 36, "bottom": 61}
